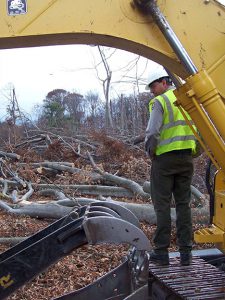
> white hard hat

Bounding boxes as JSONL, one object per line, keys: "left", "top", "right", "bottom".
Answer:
{"left": 145, "top": 67, "right": 169, "bottom": 90}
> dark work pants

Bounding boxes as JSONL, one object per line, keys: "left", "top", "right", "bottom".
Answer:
{"left": 150, "top": 151, "right": 193, "bottom": 254}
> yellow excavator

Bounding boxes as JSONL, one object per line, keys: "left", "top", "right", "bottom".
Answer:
{"left": 0, "top": 0, "right": 225, "bottom": 299}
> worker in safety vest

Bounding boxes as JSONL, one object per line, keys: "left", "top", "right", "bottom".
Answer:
{"left": 145, "top": 66, "right": 196, "bottom": 266}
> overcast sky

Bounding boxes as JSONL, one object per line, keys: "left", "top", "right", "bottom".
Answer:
{"left": 0, "top": 45, "right": 158, "bottom": 121}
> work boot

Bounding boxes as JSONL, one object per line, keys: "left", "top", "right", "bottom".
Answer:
{"left": 180, "top": 252, "right": 192, "bottom": 266}
{"left": 150, "top": 250, "right": 169, "bottom": 266}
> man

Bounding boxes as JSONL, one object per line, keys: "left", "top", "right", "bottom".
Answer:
{"left": 145, "top": 67, "right": 196, "bottom": 266}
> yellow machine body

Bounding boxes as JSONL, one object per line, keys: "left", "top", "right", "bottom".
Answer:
{"left": 0, "top": 0, "right": 225, "bottom": 250}
{"left": 195, "top": 170, "right": 225, "bottom": 252}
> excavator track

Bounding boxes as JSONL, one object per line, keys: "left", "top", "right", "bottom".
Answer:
{"left": 149, "top": 256, "right": 225, "bottom": 299}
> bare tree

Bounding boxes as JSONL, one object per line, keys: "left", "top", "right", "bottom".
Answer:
{"left": 120, "top": 94, "right": 126, "bottom": 133}
{"left": 96, "top": 46, "right": 114, "bottom": 129}
{"left": 85, "top": 91, "right": 101, "bottom": 128}
{"left": 0, "top": 83, "right": 29, "bottom": 144}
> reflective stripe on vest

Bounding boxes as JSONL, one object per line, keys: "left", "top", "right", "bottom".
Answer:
{"left": 150, "top": 90, "right": 196, "bottom": 155}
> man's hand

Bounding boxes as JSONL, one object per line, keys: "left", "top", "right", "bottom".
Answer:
{"left": 145, "top": 139, "right": 155, "bottom": 159}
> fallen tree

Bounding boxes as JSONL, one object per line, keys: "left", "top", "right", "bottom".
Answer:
{"left": 0, "top": 192, "right": 210, "bottom": 225}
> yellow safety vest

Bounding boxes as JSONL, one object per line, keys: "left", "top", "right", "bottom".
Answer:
{"left": 149, "top": 89, "right": 196, "bottom": 156}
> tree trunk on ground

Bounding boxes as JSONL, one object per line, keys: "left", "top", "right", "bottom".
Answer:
{"left": 0, "top": 197, "right": 210, "bottom": 225}
{"left": 0, "top": 200, "right": 72, "bottom": 219}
